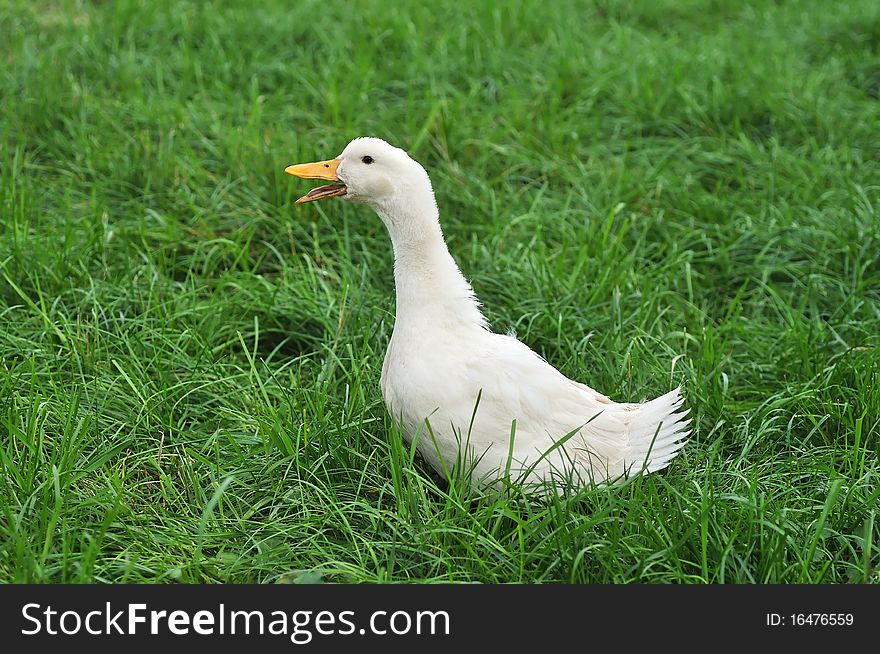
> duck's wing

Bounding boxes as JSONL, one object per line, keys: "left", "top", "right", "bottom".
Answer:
{"left": 467, "top": 334, "right": 690, "bottom": 482}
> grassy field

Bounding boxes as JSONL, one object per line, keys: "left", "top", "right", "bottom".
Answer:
{"left": 1, "top": 0, "right": 878, "bottom": 584}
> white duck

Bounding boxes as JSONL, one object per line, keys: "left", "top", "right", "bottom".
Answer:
{"left": 286, "top": 137, "right": 691, "bottom": 491}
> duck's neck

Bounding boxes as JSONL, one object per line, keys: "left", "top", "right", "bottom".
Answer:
{"left": 373, "top": 197, "right": 488, "bottom": 334}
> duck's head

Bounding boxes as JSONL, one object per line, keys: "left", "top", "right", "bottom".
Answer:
{"left": 285, "top": 137, "right": 434, "bottom": 213}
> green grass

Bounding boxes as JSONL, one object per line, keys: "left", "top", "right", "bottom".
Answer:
{"left": 1, "top": 0, "right": 879, "bottom": 583}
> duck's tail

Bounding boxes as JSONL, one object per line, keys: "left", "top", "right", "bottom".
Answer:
{"left": 624, "top": 387, "right": 691, "bottom": 476}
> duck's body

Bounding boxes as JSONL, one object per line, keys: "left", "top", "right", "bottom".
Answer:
{"left": 286, "top": 137, "right": 690, "bottom": 490}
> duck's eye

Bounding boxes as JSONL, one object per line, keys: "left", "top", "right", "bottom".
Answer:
{"left": 361, "top": 155, "right": 374, "bottom": 164}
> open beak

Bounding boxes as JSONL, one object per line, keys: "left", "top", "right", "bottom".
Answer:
{"left": 284, "top": 159, "right": 347, "bottom": 204}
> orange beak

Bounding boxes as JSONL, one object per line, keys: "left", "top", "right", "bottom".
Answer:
{"left": 284, "top": 159, "right": 347, "bottom": 204}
